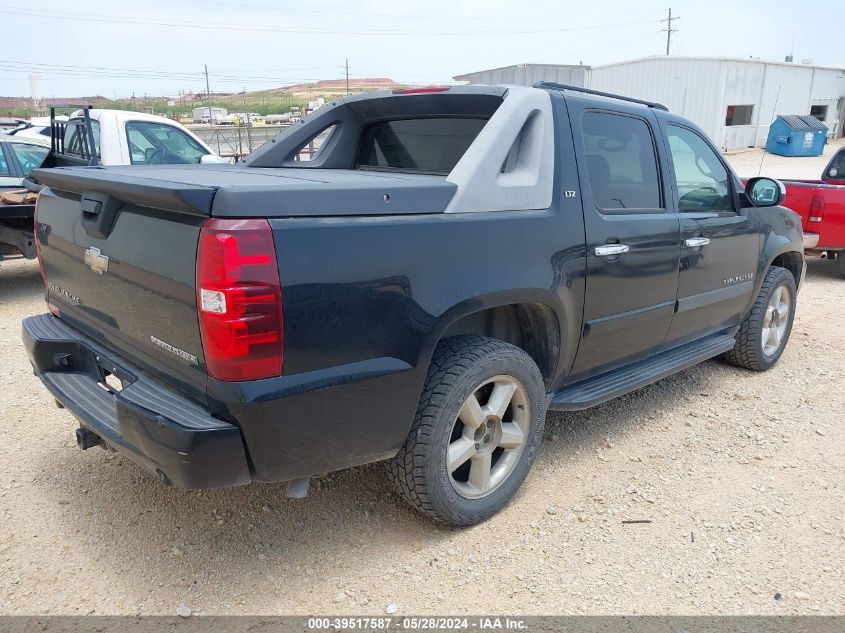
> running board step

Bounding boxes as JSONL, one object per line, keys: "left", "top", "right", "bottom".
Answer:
{"left": 549, "top": 334, "right": 736, "bottom": 411}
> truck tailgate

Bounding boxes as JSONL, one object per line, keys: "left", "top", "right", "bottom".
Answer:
{"left": 31, "top": 164, "right": 455, "bottom": 405}
{"left": 35, "top": 183, "right": 210, "bottom": 404}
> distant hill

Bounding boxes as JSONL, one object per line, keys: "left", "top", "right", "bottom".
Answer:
{"left": 0, "top": 78, "right": 407, "bottom": 108}
{"left": 276, "top": 78, "right": 405, "bottom": 97}
{"left": 0, "top": 77, "right": 417, "bottom": 116}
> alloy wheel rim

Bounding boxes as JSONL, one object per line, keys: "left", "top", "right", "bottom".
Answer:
{"left": 447, "top": 375, "right": 530, "bottom": 500}
{"left": 762, "top": 285, "right": 791, "bottom": 357}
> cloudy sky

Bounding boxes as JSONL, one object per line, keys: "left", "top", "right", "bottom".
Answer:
{"left": 1, "top": 0, "right": 841, "bottom": 98}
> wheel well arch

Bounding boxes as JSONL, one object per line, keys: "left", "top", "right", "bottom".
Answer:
{"left": 770, "top": 251, "right": 803, "bottom": 288}
{"left": 437, "top": 302, "right": 561, "bottom": 388}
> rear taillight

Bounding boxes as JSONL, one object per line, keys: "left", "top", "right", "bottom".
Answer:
{"left": 33, "top": 193, "right": 47, "bottom": 289}
{"left": 809, "top": 194, "right": 825, "bottom": 223}
{"left": 197, "top": 218, "right": 283, "bottom": 381}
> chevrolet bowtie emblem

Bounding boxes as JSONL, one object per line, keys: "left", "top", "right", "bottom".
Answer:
{"left": 84, "top": 246, "right": 109, "bottom": 274}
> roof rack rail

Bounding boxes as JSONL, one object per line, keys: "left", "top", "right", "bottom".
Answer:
{"left": 533, "top": 82, "right": 668, "bottom": 111}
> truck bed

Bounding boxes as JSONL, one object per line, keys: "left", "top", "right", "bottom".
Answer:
{"left": 34, "top": 165, "right": 457, "bottom": 217}
{"left": 780, "top": 177, "right": 845, "bottom": 250}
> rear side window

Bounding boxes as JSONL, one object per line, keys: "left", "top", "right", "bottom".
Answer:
{"left": 0, "top": 146, "right": 11, "bottom": 176}
{"left": 357, "top": 117, "right": 487, "bottom": 174}
{"left": 10, "top": 142, "right": 49, "bottom": 174}
{"left": 582, "top": 111, "right": 661, "bottom": 210}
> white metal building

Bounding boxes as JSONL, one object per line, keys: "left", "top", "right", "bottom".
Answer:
{"left": 591, "top": 57, "right": 845, "bottom": 150}
{"left": 453, "top": 63, "right": 589, "bottom": 88}
{"left": 454, "top": 57, "right": 845, "bottom": 150}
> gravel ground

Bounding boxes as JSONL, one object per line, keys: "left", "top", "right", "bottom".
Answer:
{"left": 0, "top": 149, "right": 843, "bottom": 617}
{"left": 727, "top": 137, "right": 845, "bottom": 180}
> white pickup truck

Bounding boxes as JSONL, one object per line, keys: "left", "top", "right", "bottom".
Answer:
{"left": 0, "top": 108, "right": 224, "bottom": 264}
{"left": 59, "top": 109, "right": 225, "bottom": 166}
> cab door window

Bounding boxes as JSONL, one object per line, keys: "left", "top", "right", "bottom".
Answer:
{"left": 582, "top": 111, "right": 662, "bottom": 211}
{"left": 126, "top": 121, "right": 207, "bottom": 164}
{"left": 667, "top": 125, "right": 733, "bottom": 212}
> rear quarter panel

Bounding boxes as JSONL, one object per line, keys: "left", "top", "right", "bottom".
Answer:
{"left": 781, "top": 180, "right": 819, "bottom": 224}
{"left": 217, "top": 95, "right": 589, "bottom": 481}
{"left": 222, "top": 205, "right": 586, "bottom": 482}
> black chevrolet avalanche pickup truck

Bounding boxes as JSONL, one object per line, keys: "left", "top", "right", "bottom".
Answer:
{"left": 23, "top": 84, "right": 804, "bottom": 525}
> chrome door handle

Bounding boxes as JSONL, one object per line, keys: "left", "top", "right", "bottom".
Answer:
{"left": 594, "top": 244, "right": 630, "bottom": 257}
{"left": 685, "top": 237, "right": 711, "bottom": 248}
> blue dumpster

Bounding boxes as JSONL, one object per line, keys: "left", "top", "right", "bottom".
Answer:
{"left": 765, "top": 115, "right": 828, "bottom": 157}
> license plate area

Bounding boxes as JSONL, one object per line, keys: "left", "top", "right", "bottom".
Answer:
{"left": 93, "top": 354, "right": 134, "bottom": 395}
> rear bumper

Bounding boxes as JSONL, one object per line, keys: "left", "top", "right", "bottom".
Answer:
{"left": 803, "top": 233, "right": 820, "bottom": 249}
{"left": 22, "top": 313, "right": 252, "bottom": 489}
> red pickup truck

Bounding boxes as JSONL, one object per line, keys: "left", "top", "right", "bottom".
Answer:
{"left": 781, "top": 146, "right": 845, "bottom": 277}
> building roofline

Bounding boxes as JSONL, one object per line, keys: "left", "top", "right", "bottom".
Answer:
{"left": 453, "top": 62, "right": 590, "bottom": 80}
{"left": 592, "top": 55, "right": 845, "bottom": 72}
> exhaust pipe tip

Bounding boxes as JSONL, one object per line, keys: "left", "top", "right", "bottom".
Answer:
{"left": 75, "top": 427, "right": 101, "bottom": 450}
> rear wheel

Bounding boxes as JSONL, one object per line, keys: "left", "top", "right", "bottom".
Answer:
{"left": 388, "top": 336, "right": 546, "bottom": 526}
{"left": 723, "top": 266, "right": 796, "bottom": 371}
{"left": 837, "top": 251, "right": 845, "bottom": 278}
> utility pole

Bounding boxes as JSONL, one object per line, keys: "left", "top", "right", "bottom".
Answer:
{"left": 205, "top": 63, "right": 220, "bottom": 155}
{"left": 345, "top": 58, "right": 349, "bottom": 95}
{"left": 204, "top": 64, "right": 213, "bottom": 124}
{"left": 243, "top": 86, "right": 252, "bottom": 158}
{"left": 660, "top": 8, "right": 680, "bottom": 56}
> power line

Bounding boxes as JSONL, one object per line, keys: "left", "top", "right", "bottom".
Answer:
{"left": 0, "top": 6, "right": 661, "bottom": 37}
{"left": 0, "top": 59, "right": 344, "bottom": 77}
{"left": 177, "top": 0, "right": 661, "bottom": 23}
{"left": 531, "top": 31, "right": 662, "bottom": 64}
{"left": 0, "top": 60, "right": 332, "bottom": 84}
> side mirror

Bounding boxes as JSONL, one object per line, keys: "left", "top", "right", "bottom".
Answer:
{"left": 745, "top": 177, "right": 785, "bottom": 207}
{"left": 199, "top": 153, "right": 227, "bottom": 164}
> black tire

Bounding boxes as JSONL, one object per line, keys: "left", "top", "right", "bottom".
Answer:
{"left": 723, "top": 266, "right": 796, "bottom": 371}
{"left": 837, "top": 252, "right": 845, "bottom": 278}
{"left": 388, "top": 336, "right": 546, "bottom": 526}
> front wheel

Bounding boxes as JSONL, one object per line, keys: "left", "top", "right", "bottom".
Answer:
{"left": 723, "top": 266, "right": 796, "bottom": 371}
{"left": 388, "top": 336, "right": 546, "bottom": 526}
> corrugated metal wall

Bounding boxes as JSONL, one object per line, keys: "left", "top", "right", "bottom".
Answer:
{"left": 455, "top": 58, "right": 845, "bottom": 149}
{"left": 454, "top": 64, "right": 589, "bottom": 88}
{"left": 810, "top": 69, "right": 845, "bottom": 137}
{"left": 591, "top": 58, "right": 845, "bottom": 149}
{"left": 590, "top": 58, "right": 725, "bottom": 141}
